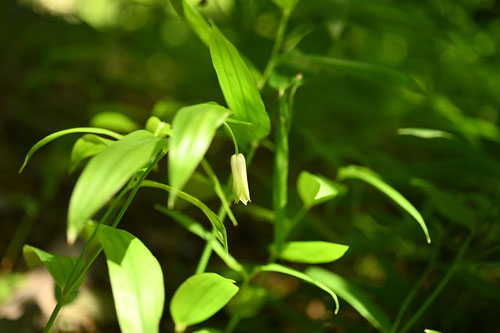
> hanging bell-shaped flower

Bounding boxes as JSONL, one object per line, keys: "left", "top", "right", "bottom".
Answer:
{"left": 231, "top": 153, "right": 251, "bottom": 205}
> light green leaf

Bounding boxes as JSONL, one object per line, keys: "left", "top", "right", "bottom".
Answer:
{"left": 306, "top": 267, "right": 391, "bottom": 333}
{"left": 23, "top": 245, "right": 84, "bottom": 290}
{"left": 338, "top": 165, "right": 431, "bottom": 244}
{"left": 168, "top": 103, "right": 230, "bottom": 207}
{"left": 280, "top": 241, "right": 349, "bottom": 264}
{"left": 145, "top": 116, "right": 171, "bottom": 138}
{"left": 143, "top": 180, "right": 228, "bottom": 254}
{"left": 19, "top": 127, "right": 123, "bottom": 173}
{"left": 260, "top": 263, "right": 339, "bottom": 314}
{"left": 193, "top": 329, "right": 224, "bottom": 333}
{"left": 68, "top": 130, "right": 166, "bottom": 243}
{"left": 297, "top": 171, "right": 343, "bottom": 208}
{"left": 210, "top": 25, "right": 270, "bottom": 147}
{"left": 170, "top": 273, "right": 239, "bottom": 330}
{"left": 424, "top": 330, "right": 443, "bottom": 333}
{"left": 99, "top": 226, "right": 164, "bottom": 333}
{"left": 155, "top": 206, "right": 243, "bottom": 272}
{"left": 181, "top": 0, "right": 212, "bottom": 46}
{"left": 69, "top": 134, "right": 113, "bottom": 173}
{"left": 397, "top": 128, "right": 454, "bottom": 139}
{"left": 90, "top": 112, "right": 139, "bottom": 133}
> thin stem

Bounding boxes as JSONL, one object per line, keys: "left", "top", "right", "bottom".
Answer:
{"left": 399, "top": 233, "right": 473, "bottom": 333}
{"left": 258, "top": 8, "right": 292, "bottom": 90}
{"left": 224, "top": 122, "right": 239, "bottom": 155}
{"left": 43, "top": 150, "right": 166, "bottom": 333}
{"left": 196, "top": 228, "right": 217, "bottom": 274}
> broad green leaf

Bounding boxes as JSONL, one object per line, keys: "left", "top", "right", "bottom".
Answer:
{"left": 338, "top": 165, "right": 431, "bottom": 244}
{"left": 260, "top": 263, "right": 339, "bottom": 314}
{"left": 170, "top": 273, "right": 239, "bottom": 330}
{"left": 68, "top": 130, "right": 166, "bottom": 243}
{"left": 155, "top": 206, "right": 243, "bottom": 272}
{"left": 397, "top": 128, "right": 454, "bottom": 139}
{"left": 210, "top": 25, "right": 270, "bottom": 147}
{"left": 69, "top": 134, "right": 112, "bottom": 172}
{"left": 23, "top": 245, "right": 84, "bottom": 290}
{"left": 99, "top": 226, "right": 164, "bottom": 333}
{"left": 143, "top": 180, "right": 228, "bottom": 253}
{"left": 168, "top": 103, "right": 230, "bottom": 207}
{"left": 280, "top": 241, "right": 349, "bottom": 264}
{"left": 306, "top": 267, "right": 391, "bottom": 333}
{"left": 280, "top": 53, "right": 419, "bottom": 90}
{"left": 145, "top": 116, "right": 171, "bottom": 138}
{"left": 19, "top": 127, "right": 123, "bottom": 173}
{"left": 181, "top": 0, "right": 212, "bottom": 46}
{"left": 90, "top": 112, "right": 139, "bottom": 133}
{"left": 297, "top": 171, "right": 343, "bottom": 208}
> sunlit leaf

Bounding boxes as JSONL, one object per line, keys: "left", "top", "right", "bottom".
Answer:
{"left": 143, "top": 180, "right": 228, "bottom": 253}
{"left": 181, "top": 0, "right": 212, "bottom": 46}
{"left": 99, "top": 226, "right": 164, "bottom": 333}
{"left": 19, "top": 127, "right": 123, "bottom": 173}
{"left": 69, "top": 134, "right": 112, "bottom": 172}
{"left": 397, "top": 128, "right": 454, "bottom": 139}
{"left": 145, "top": 116, "right": 171, "bottom": 138}
{"left": 210, "top": 25, "right": 270, "bottom": 147}
{"left": 260, "top": 263, "right": 339, "bottom": 314}
{"left": 424, "top": 330, "right": 443, "bottom": 333}
{"left": 90, "top": 112, "right": 139, "bottom": 133}
{"left": 170, "top": 273, "right": 239, "bottom": 330}
{"left": 279, "top": 241, "right": 349, "bottom": 264}
{"left": 306, "top": 267, "right": 391, "bottom": 333}
{"left": 338, "top": 165, "right": 431, "bottom": 244}
{"left": 68, "top": 130, "right": 166, "bottom": 243}
{"left": 168, "top": 103, "right": 230, "bottom": 207}
{"left": 297, "top": 171, "right": 344, "bottom": 208}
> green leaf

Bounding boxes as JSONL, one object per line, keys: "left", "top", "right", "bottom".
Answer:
{"left": 260, "top": 263, "right": 339, "bottom": 314}
{"left": 23, "top": 245, "right": 84, "bottom": 290}
{"left": 19, "top": 127, "right": 123, "bottom": 173}
{"left": 279, "top": 241, "right": 349, "bottom": 264}
{"left": 143, "top": 180, "right": 228, "bottom": 254}
{"left": 98, "top": 226, "right": 164, "bottom": 333}
{"left": 155, "top": 206, "right": 243, "bottom": 272}
{"left": 181, "top": 0, "right": 212, "bottom": 46}
{"left": 280, "top": 53, "right": 419, "bottom": 90}
{"left": 168, "top": 103, "right": 230, "bottom": 207}
{"left": 193, "top": 329, "right": 224, "bottom": 333}
{"left": 297, "top": 171, "right": 343, "bottom": 208}
{"left": 272, "top": 0, "right": 299, "bottom": 11}
{"left": 170, "top": 273, "right": 239, "bottom": 330}
{"left": 424, "top": 330, "right": 443, "bottom": 333}
{"left": 68, "top": 130, "right": 166, "bottom": 243}
{"left": 397, "top": 128, "right": 454, "bottom": 139}
{"left": 306, "top": 267, "right": 391, "bottom": 333}
{"left": 69, "top": 134, "right": 112, "bottom": 173}
{"left": 145, "top": 116, "right": 171, "bottom": 138}
{"left": 338, "top": 165, "right": 431, "bottom": 244}
{"left": 210, "top": 25, "right": 270, "bottom": 147}
{"left": 90, "top": 112, "right": 139, "bottom": 133}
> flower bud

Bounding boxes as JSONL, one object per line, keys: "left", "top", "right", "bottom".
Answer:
{"left": 231, "top": 153, "right": 251, "bottom": 205}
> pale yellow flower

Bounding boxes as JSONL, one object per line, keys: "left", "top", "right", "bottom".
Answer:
{"left": 230, "top": 153, "right": 251, "bottom": 205}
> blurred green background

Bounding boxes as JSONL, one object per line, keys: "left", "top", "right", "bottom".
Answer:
{"left": 1, "top": 0, "right": 499, "bottom": 332}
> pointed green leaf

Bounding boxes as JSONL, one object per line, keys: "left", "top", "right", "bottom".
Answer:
{"left": 280, "top": 241, "right": 349, "bottom": 264}
{"left": 210, "top": 25, "right": 270, "bottom": 147}
{"left": 260, "top": 263, "right": 339, "bottom": 314}
{"left": 19, "top": 127, "right": 123, "bottom": 173}
{"left": 90, "top": 112, "right": 139, "bottom": 133}
{"left": 168, "top": 103, "right": 230, "bottom": 206}
{"left": 99, "top": 226, "right": 164, "bottom": 333}
{"left": 297, "top": 171, "right": 344, "bottom": 208}
{"left": 338, "top": 165, "right": 431, "bottom": 244}
{"left": 69, "top": 134, "right": 113, "bottom": 172}
{"left": 181, "top": 0, "right": 212, "bottom": 46}
{"left": 306, "top": 267, "right": 391, "bottom": 333}
{"left": 170, "top": 273, "right": 239, "bottom": 330}
{"left": 23, "top": 245, "right": 84, "bottom": 290}
{"left": 397, "top": 128, "right": 454, "bottom": 139}
{"left": 143, "top": 180, "right": 228, "bottom": 253}
{"left": 68, "top": 130, "right": 166, "bottom": 243}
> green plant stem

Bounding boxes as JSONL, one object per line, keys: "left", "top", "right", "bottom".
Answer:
{"left": 399, "top": 233, "right": 473, "bottom": 333}
{"left": 195, "top": 228, "right": 217, "bottom": 274}
{"left": 258, "top": 8, "right": 292, "bottom": 90}
{"left": 390, "top": 243, "right": 440, "bottom": 333}
{"left": 224, "top": 122, "right": 239, "bottom": 155}
{"left": 43, "top": 150, "right": 166, "bottom": 333}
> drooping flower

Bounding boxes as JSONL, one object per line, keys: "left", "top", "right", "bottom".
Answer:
{"left": 230, "top": 153, "right": 251, "bottom": 205}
